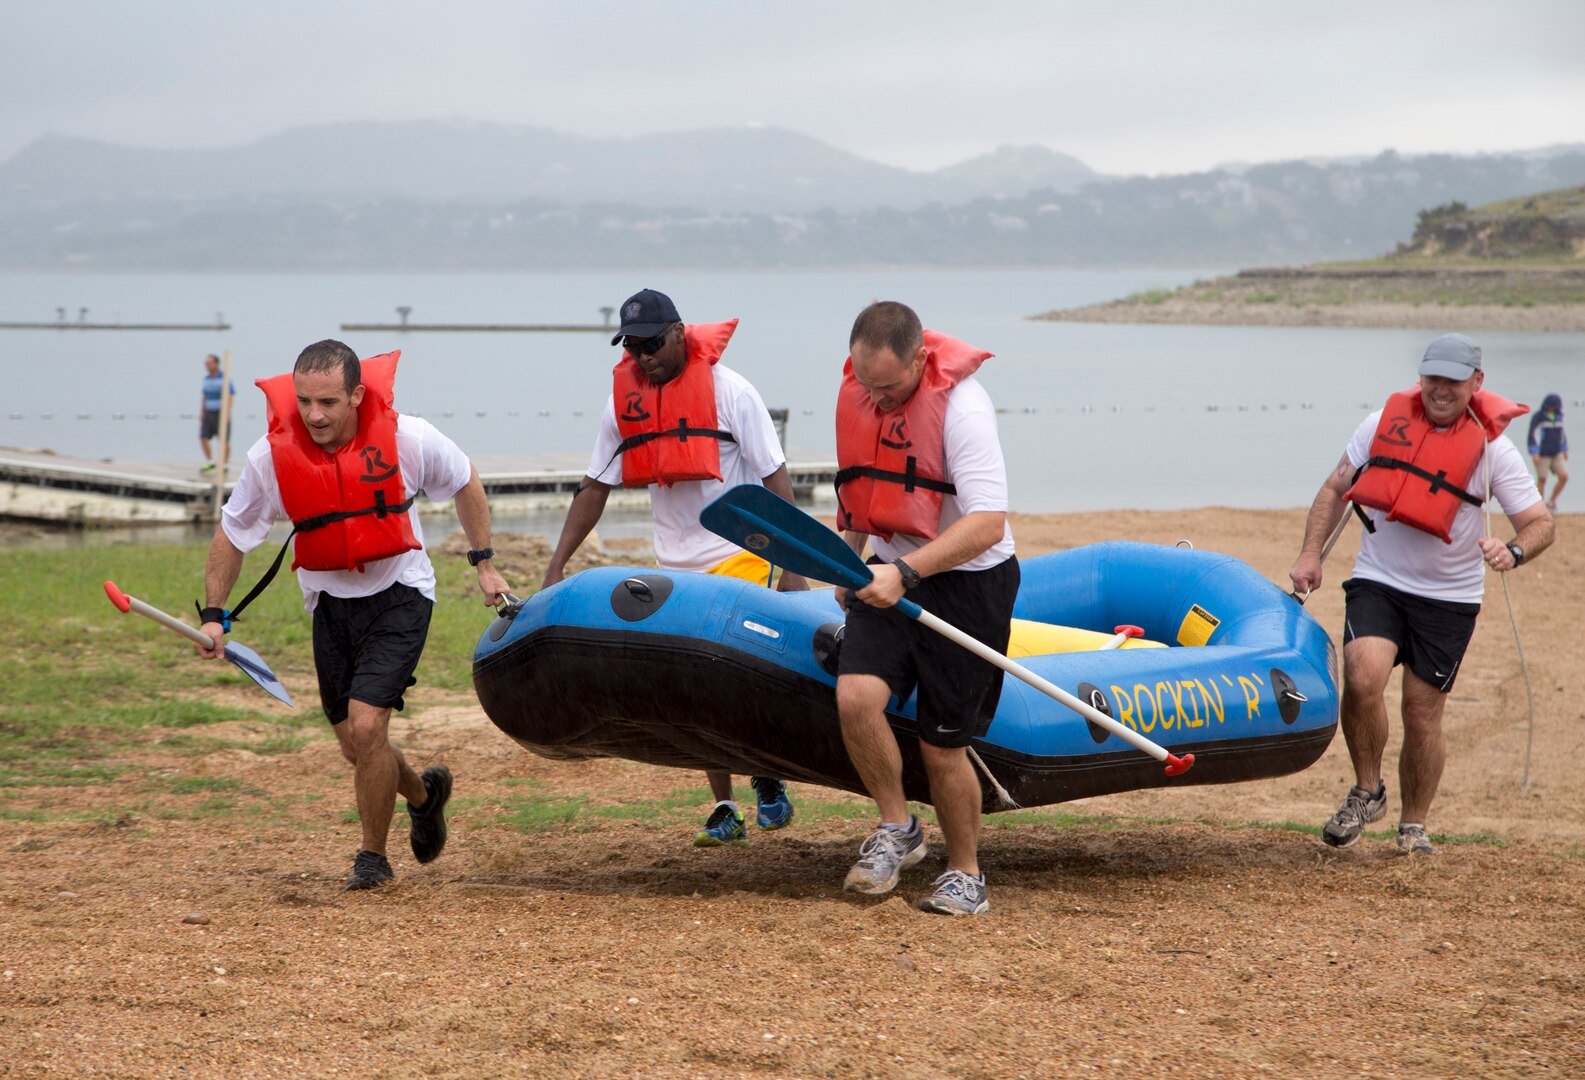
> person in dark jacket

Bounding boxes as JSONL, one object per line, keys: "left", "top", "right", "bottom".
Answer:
{"left": 1527, "top": 393, "right": 1568, "bottom": 510}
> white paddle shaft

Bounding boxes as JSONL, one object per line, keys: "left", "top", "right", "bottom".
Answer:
{"left": 915, "top": 608, "right": 1169, "bottom": 763}
{"left": 126, "top": 594, "right": 216, "bottom": 649}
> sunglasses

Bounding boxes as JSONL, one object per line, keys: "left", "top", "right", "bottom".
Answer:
{"left": 623, "top": 324, "right": 675, "bottom": 357}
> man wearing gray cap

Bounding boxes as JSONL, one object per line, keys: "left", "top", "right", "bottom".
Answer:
{"left": 1289, "top": 333, "right": 1554, "bottom": 854}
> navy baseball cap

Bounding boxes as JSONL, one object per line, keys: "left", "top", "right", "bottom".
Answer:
{"left": 610, "top": 288, "right": 681, "bottom": 345}
{"left": 1418, "top": 333, "right": 1483, "bottom": 380}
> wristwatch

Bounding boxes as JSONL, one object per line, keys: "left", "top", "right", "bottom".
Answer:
{"left": 1505, "top": 542, "right": 1525, "bottom": 568}
{"left": 466, "top": 547, "right": 495, "bottom": 566}
{"left": 892, "top": 557, "right": 922, "bottom": 590}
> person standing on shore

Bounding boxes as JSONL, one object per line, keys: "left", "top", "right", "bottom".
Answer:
{"left": 832, "top": 300, "right": 1018, "bottom": 916}
{"left": 196, "top": 339, "right": 510, "bottom": 890}
{"left": 1288, "top": 333, "right": 1553, "bottom": 855}
{"left": 540, "top": 288, "right": 807, "bottom": 847}
{"left": 199, "top": 353, "right": 234, "bottom": 473}
{"left": 1527, "top": 392, "right": 1568, "bottom": 510}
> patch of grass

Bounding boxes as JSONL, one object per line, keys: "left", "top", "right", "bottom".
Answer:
{"left": 1432, "top": 829, "right": 1506, "bottom": 849}
{"left": 493, "top": 794, "right": 587, "bottom": 832}
{"left": 1217, "top": 817, "right": 1323, "bottom": 837}
{"left": 0, "top": 763, "right": 127, "bottom": 788}
{"left": 163, "top": 775, "right": 247, "bottom": 796}
{"left": 1127, "top": 288, "right": 1177, "bottom": 305}
{"left": 255, "top": 731, "right": 319, "bottom": 755}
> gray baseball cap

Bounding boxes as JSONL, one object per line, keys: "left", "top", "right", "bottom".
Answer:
{"left": 1418, "top": 333, "right": 1483, "bottom": 380}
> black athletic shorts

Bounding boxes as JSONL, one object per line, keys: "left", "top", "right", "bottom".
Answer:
{"left": 311, "top": 583, "right": 433, "bottom": 723}
{"left": 1342, "top": 577, "right": 1480, "bottom": 693}
{"left": 199, "top": 410, "right": 229, "bottom": 441}
{"left": 838, "top": 555, "right": 1020, "bottom": 748}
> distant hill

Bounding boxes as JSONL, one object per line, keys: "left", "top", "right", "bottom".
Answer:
{"left": 0, "top": 121, "right": 1098, "bottom": 214}
{"left": 1395, "top": 185, "right": 1585, "bottom": 261}
{"left": 3, "top": 128, "right": 1585, "bottom": 270}
{"left": 1032, "top": 184, "right": 1585, "bottom": 331}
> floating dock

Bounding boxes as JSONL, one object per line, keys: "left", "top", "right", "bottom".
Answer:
{"left": 0, "top": 448, "right": 838, "bottom": 526}
{"left": 338, "top": 323, "right": 609, "bottom": 334}
{"left": 0, "top": 320, "right": 231, "bottom": 332}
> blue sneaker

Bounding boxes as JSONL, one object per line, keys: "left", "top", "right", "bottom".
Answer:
{"left": 693, "top": 803, "right": 747, "bottom": 847}
{"left": 751, "top": 776, "right": 794, "bottom": 830}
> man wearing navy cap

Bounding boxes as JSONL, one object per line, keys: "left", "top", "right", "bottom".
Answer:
{"left": 544, "top": 288, "right": 808, "bottom": 847}
{"left": 1289, "top": 333, "right": 1553, "bottom": 855}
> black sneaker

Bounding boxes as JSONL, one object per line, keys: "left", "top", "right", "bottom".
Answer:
{"left": 347, "top": 849, "right": 394, "bottom": 891}
{"left": 408, "top": 764, "right": 452, "bottom": 864}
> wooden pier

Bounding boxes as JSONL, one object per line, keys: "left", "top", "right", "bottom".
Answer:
{"left": 0, "top": 448, "right": 838, "bottom": 526}
{"left": 338, "top": 323, "right": 610, "bottom": 334}
{"left": 0, "top": 320, "right": 231, "bottom": 332}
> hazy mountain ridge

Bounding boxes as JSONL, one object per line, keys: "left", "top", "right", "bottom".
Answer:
{"left": 0, "top": 120, "right": 1097, "bottom": 213}
{"left": 2, "top": 124, "right": 1583, "bottom": 270}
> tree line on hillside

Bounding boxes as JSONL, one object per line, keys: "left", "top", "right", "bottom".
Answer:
{"left": 4, "top": 149, "right": 1584, "bottom": 270}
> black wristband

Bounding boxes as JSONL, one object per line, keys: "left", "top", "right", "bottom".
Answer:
{"left": 893, "top": 557, "right": 922, "bottom": 591}
{"left": 198, "top": 606, "right": 228, "bottom": 627}
{"left": 467, "top": 547, "right": 495, "bottom": 567}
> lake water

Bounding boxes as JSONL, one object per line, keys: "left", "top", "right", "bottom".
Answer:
{"left": 3, "top": 270, "right": 1580, "bottom": 521}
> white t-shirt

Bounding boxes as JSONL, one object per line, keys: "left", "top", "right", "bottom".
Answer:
{"left": 587, "top": 363, "right": 786, "bottom": 573}
{"left": 870, "top": 376, "right": 1016, "bottom": 573}
{"left": 1346, "top": 410, "right": 1541, "bottom": 603}
{"left": 222, "top": 414, "right": 474, "bottom": 611}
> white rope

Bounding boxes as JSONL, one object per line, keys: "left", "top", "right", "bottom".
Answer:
{"left": 968, "top": 747, "right": 1020, "bottom": 810}
{"left": 1475, "top": 405, "right": 1538, "bottom": 794}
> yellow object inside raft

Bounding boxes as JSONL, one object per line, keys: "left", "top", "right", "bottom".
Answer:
{"left": 1005, "top": 619, "right": 1168, "bottom": 658}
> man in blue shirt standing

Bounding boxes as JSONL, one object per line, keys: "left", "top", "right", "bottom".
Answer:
{"left": 200, "top": 353, "right": 234, "bottom": 473}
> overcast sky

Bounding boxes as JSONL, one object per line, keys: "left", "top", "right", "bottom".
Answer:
{"left": 3, "top": 1, "right": 1580, "bottom": 176}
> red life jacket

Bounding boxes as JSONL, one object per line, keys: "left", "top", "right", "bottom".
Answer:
{"left": 1345, "top": 385, "right": 1527, "bottom": 544}
{"left": 259, "top": 351, "right": 421, "bottom": 572}
{"left": 611, "top": 320, "right": 738, "bottom": 488}
{"left": 834, "top": 330, "right": 992, "bottom": 541}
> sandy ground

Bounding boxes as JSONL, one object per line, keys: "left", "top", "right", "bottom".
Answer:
{"left": 4, "top": 508, "right": 1583, "bottom": 1077}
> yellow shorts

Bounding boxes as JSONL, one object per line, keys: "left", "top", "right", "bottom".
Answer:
{"left": 705, "top": 550, "right": 775, "bottom": 586}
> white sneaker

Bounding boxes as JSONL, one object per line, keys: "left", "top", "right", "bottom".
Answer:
{"left": 843, "top": 818, "right": 925, "bottom": 894}
{"left": 1322, "top": 781, "right": 1387, "bottom": 848}
{"left": 1394, "top": 823, "right": 1435, "bottom": 855}
{"left": 917, "top": 869, "right": 989, "bottom": 916}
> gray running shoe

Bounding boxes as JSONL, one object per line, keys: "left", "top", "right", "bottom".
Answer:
{"left": 346, "top": 850, "right": 394, "bottom": 891}
{"left": 843, "top": 818, "right": 925, "bottom": 894}
{"left": 1322, "top": 781, "right": 1387, "bottom": 849}
{"left": 1394, "top": 823, "right": 1436, "bottom": 855}
{"left": 917, "top": 869, "right": 989, "bottom": 916}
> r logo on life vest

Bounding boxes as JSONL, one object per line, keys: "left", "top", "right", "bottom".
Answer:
{"left": 358, "top": 446, "right": 399, "bottom": 483}
{"left": 1378, "top": 415, "right": 1413, "bottom": 447}
{"left": 880, "top": 416, "right": 911, "bottom": 450}
{"left": 744, "top": 532, "right": 770, "bottom": 551}
{"left": 620, "top": 392, "right": 651, "bottom": 423}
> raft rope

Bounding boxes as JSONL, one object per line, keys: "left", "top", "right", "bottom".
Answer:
{"left": 967, "top": 747, "right": 1020, "bottom": 810}
{"left": 1473, "top": 408, "right": 1538, "bottom": 795}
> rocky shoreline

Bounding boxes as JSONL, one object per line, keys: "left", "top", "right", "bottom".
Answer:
{"left": 1033, "top": 264, "right": 1585, "bottom": 331}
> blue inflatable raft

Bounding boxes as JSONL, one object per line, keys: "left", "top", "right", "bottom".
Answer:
{"left": 472, "top": 542, "right": 1338, "bottom": 811}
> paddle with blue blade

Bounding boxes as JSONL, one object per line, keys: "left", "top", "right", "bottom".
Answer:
{"left": 700, "top": 485, "right": 1194, "bottom": 776}
{"left": 104, "top": 581, "right": 294, "bottom": 708}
